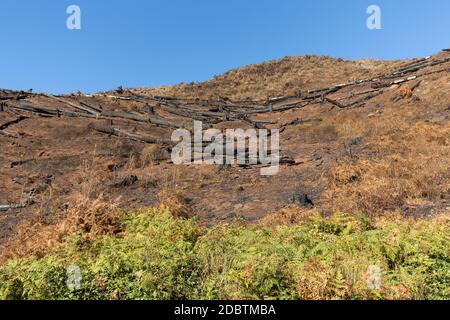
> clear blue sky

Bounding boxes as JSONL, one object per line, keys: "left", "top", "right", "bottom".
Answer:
{"left": 0, "top": 0, "right": 449, "bottom": 93}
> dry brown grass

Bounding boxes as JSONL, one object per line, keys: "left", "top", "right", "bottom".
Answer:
{"left": 0, "top": 200, "right": 121, "bottom": 264}
{"left": 291, "top": 259, "right": 340, "bottom": 300}
{"left": 323, "top": 119, "right": 450, "bottom": 216}
{"left": 76, "top": 157, "right": 106, "bottom": 203}
{"left": 139, "top": 144, "right": 170, "bottom": 167}
{"left": 158, "top": 191, "right": 194, "bottom": 219}
{"left": 134, "top": 55, "right": 400, "bottom": 101}
{"left": 259, "top": 206, "right": 318, "bottom": 226}
{"left": 0, "top": 159, "right": 200, "bottom": 264}
{"left": 398, "top": 85, "right": 413, "bottom": 99}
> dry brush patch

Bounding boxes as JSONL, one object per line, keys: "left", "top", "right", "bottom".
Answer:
{"left": 134, "top": 55, "right": 400, "bottom": 101}
{"left": 0, "top": 200, "right": 122, "bottom": 264}
{"left": 323, "top": 120, "right": 450, "bottom": 216}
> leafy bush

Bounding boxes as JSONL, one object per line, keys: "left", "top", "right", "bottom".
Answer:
{"left": 0, "top": 209, "right": 448, "bottom": 300}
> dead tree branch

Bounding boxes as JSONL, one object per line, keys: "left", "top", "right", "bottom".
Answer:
{"left": 89, "top": 124, "right": 172, "bottom": 144}
{"left": 0, "top": 116, "right": 28, "bottom": 130}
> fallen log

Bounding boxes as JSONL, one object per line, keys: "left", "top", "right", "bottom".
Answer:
{"left": 148, "top": 95, "right": 266, "bottom": 109}
{"left": 90, "top": 124, "right": 172, "bottom": 144}
{"left": 0, "top": 94, "right": 28, "bottom": 101}
{"left": 392, "top": 57, "right": 450, "bottom": 76}
{"left": 5, "top": 103, "right": 98, "bottom": 119}
{"left": 10, "top": 158, "right": 36, "bottom": 168}
{"left": 410, "top": 80, "right": 423, "bottom": 91}
{"left": 239, "top": 116, "right": 266, "bottom": 129}
{"left": 392, "top": 58, "right": 432, "bottom": 75}
{"left": 0, "top": 203, "right": 27, "bottom": 212}
{"left": 342, "top": 91, "right": 383, "bottom": 109}
{"left": 279, "top": 118, "right": 323, "bottom": 132}
{"left": 106, "top": 93, "right": 270, "bottom": 113}
{"left": 5, "top": 101, "right": 208, "bottom": 130}
{"left": 0, "top": 116, "right": 28, "bottom": 130}
{"left": 158, "top": 103, "right": 217, "bottom": 122}
{"left": 324, "top": 97, "right": 345, "bottom": 109}
{"left": 243, "top": 101, "right": 312, "bottom": 114}
{"left": 43, "top": 94, "right": 100, "bottom": 115}
{"left": 78, "top": 99, "right": 103, "bottom": 113}
{"left": 100, "top": 110, "right": 210, "bottom": 129}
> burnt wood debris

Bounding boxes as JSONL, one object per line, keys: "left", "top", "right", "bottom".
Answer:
{"left": 1, "top": 51, "right": 449, "bottom": 141}
{"left": 1, "top": 50, "right": 450, "bottom": 211}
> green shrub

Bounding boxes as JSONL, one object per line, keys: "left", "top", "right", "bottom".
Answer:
{"left": 0, "top": 209, "right": 448, "bottom": 300}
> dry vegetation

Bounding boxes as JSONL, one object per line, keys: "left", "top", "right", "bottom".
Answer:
{"left": 134, "top": 55, "right": 402, "bottom": 100}
{"left": 1, "top": 208, "right": 448, "bottom": 300}
{"left": 322, "top": 108, "right": 450, "bottom": 216}
{"left": 0, "top": 51, "right": 449, "bottom": 299}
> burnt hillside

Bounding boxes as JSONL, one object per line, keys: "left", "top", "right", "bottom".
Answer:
{"left": 0, "top": 50, "right": 449, "bottom": 262}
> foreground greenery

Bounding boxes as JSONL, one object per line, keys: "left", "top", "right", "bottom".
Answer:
{"left": 0, "top": 209, "right": 448, "bottom": 300}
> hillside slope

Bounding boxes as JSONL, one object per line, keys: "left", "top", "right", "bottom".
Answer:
{"left": 0, "top": 50, "right": 449, "bottom": 263}
{"left": 134, "top": 55, "right": 402, "bottom": 100}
